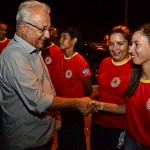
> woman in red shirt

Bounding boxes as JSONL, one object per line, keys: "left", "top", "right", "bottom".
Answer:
{"left": 90, "top": 25, "right": 132, "bottom": 150}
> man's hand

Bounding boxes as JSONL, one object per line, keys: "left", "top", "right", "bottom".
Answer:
{"left": 89, "top": 100, "right": 102, "bottom": 109}
{"left": 76, "top": 97, "right": 99, "bottom": 116}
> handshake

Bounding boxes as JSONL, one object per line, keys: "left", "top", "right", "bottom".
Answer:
{"left": 77, "top": 97, "right": 126, "bottom": 115}
{"left": 76, "top": 97, "right": 103, "bottom": 116}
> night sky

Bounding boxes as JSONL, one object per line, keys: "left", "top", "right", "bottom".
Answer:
{"left": 0, "top": 0, "right": 149, "bottom": 42}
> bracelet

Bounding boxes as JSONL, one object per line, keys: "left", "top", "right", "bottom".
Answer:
{"left": 99, "top": 102, "right": 104, "bottom": 110}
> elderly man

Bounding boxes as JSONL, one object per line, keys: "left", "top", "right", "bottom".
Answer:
{"left": 0, "top": 1, "right": 98, "bottom": 150}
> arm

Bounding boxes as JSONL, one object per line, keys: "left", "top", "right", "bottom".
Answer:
{"left": 89, "top": 101, "right": 126, "bottom": 114}
{"left": 82, "top": 77, "right": 93, "bottom": 96}
{"left": 90, "top": 86, "right": 99, "bottom": 100}
{"left": 48, "top": 96, "right": 99, "bottom": 115}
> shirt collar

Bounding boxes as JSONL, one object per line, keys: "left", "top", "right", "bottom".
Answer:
{"left": 14, "top": 34, "right": 36, "bottom": 54}
{"left": 30, "top": 49, "right": 42, "bottom": 54}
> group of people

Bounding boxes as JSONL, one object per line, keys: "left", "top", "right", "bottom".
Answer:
{"left": 0, "top": 0, "right": 150, "bottom": 150}
{"left": 91, "top": 23, "right": 150, "bottom": 150}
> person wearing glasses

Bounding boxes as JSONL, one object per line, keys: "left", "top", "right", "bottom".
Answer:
{"left": 90, "top": 25, "right": 132, "bottom": 150}
{"left": 0, "top": 20, "right": 10, "bottom": 54}
{"left": 0, "top": 1, "right": 98, "bottom": 150}
{"left": 42, "top": 28, "right": 63, "bottom": 90}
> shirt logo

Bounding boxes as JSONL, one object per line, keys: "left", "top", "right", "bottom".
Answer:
{"left": 111, "top": 77, "right": 120, "bottom": 88}
{"left": 65, "top": 70, "right": 72, "bottom": 78}
{"left": 45, "top": 57, "right": 52, "bottom": 64}
{"left": 83, "top": 68, "right": 90, "bottom": 75}
{"left": 146, "top": 98, "right": 150, "bottom": 111}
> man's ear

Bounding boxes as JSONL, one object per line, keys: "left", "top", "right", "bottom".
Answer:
{"left": 72, "top": 37, "right": 77, "bottom": 45}
{"left": 20, "top": 22, "right": 27, "bottom": 34}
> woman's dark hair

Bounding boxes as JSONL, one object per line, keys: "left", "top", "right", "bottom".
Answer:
{"left": 125, "top": 64, "right": 142, "bottom": 96}
{"left": 133, "top": 22, "right": 150, "bottom": 43}
{"left": 60, "top": 27, "right": 83, "bottom": 52}
{"left": 126, "top": 22, "right": 150, "bottom": 96}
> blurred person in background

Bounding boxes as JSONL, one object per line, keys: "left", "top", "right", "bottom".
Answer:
{"left": 50, "top": 27, "right": 60, "bottom": 46}
{"left": 56, "top": 27, "right": 93, "bottom": 150}
{"left": 0, "top": 1, "right": 98, "bottom": 149}
{"left": 42, "top": 27, "right": 63, "bottom": 90}
{"left": 102, "top": 34, "right": 109, "bottom": 51}
{"left": 0, "top": 20, "right": 10, "bottom": 54}
{"left": 103, "top": 34, "right": 109, "bottom": 46}
{"left": 90, "top": 25, "right": 132, "bottom": 150}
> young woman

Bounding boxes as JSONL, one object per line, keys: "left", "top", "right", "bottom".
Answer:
{"left": 90, "top": 25, "right": 132, "bottom": 150}
{"left": 56, "top": 27, "right": 93, "bottom": 150}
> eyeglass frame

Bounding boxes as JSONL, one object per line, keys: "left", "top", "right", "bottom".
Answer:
{"left": 23, "top": 21, "right": 53, "bottom": 33}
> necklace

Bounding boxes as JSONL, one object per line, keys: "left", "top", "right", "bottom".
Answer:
{"left": 62, "top": 52, "right": 78, "bottom": 74}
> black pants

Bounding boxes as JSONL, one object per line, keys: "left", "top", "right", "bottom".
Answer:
{"left": 57, "top": 110, "right": 87, "bottom": 150}
{"left": 90, "top": 121, "right": 124, "bottom": 150}
{"left": 23, "top": 138, "right": 54, "bottom": 150}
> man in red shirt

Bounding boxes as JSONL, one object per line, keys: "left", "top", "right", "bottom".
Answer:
{"left": 0, "top": 20, "right": 10, "bottom": 54}
{"left": 56, "top": 27, "right": 93, "bottom": 150}
{"left": 42, "top": 41, "right": 63, "bottom": 89}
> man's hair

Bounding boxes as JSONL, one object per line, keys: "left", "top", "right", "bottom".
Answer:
{"left": 60, "top": 27, "right": 83, "bottom": 52}
{"left": 16, "top": 0, "right": 51, "bottom": 30}
{"left": 0, "top": 20, "right": 7, "bottom": 25}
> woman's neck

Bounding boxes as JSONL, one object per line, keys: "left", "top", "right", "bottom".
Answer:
{"left": 112, "top": 54, "right": 131, "bottom": 66}
{"left": 141, "top": 63, "right": 150, "bottom": 80}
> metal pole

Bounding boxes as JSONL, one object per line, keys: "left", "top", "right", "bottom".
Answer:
{"left": 125, "top": 0, "right": 128, "bottom": 26}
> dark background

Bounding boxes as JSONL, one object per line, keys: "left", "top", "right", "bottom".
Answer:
{"left": 0, "top": 0, "right": 149, "bottom": 42}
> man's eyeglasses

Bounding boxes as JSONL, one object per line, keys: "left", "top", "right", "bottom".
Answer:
{"left": 24, "top": 21, "right": 53, "bottom": 33}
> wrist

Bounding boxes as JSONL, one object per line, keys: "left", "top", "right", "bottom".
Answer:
{"left": 98, "top": 102, "right": 104, "bottom": 110}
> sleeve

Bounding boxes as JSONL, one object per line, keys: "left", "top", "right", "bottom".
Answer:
{"left": 76, "top": 55, "right": 92, "bottom": 79}
{"left": 4, "top": 51, "right": 52, "bottom": 113}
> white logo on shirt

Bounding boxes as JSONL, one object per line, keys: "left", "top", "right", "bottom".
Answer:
{"left": 146, "top": 98, "right": 150, "bottom": 111}
{"left": 65, "top": 70, "right": 72, "bottom": 78}
{"left": 111, "top": 77, "right": 120, "bottom": 88}
{"left": 45, "top": 57, "right": 52, "bottom": 64}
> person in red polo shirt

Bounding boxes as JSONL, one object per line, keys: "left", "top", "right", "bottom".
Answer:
{"left": 56, "top": 27, "right": 93, "bottom": 150}
{"left": 0, "top": 20, "right": 10, "bottom": 54}
{"left": 42, "top": 40, "right": 63, "bottom": 89}
{"left": 90, "top": 25, "right": 132, "bottom": 150}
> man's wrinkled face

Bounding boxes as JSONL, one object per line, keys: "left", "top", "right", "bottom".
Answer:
{"left": 20, "top": 9, "right": 51, "bottom": 49}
